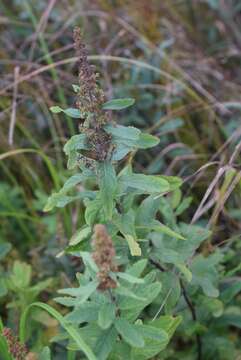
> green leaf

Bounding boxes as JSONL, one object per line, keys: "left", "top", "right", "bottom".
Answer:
{"left": 98, "top": 303, "right": 116, "bottom": 330}
{"left": 50, "top": 106, "right": 82, "bottom": 118}
{"left": 114, "top": 318, "right": 144, "bottom": 348}
{"left": 114, "top": 210, "right": 141, "bottom": 256}
{"left": 139, "top": 220, "right": 185, "bottom": 240}
{"left": 135, "top": 133, "right": 160, "bottom": 149}
{"left": 102, "top": 98, "right": 135, "bottom": 110}
{"left": 160, "top": 176, "right": 183, "bottom": 191}
{"left": 63, "top": 134, "right": 89, "bottom": 156}
{"left": 98, "top": 162, "right": 117, "bottom": 219}
{"left": 125, "top": 234, "right": 141, "bottom": 256}
{"left": 126, "top": 259, "right": 147, "bottom": 277}
{"left": 175, "top": 196, "right": 193, "bottom": 215}
{"left": 0, "top": 334, "right": 13, "bottom": 360}
{"left": 58, "top": 281, "right": 98, "bottom": 303}
{"left": 20, "top": 302, "right": 97, "bottom": 360}
{"left": 69, "top": 226, "right": 92, "bottom": 246}
{"left": 116, "top": 272, "right": 144, "bottom": 284}
{"left": 94, "top": 327, "right": 118, "bottom": 360}
{"left": 119, "top": 173, "right": 170, "bottom": 194}
{"left": 50, "top": 106, "right": 62, "bottom": 113}
{"left": 9, "top": 261, "right": 31, "bottom": 288}
{"left": 131, "top": 324, "right": 168, "bottom": 360}
{"left": 176, "top": 263, "right": 192, "bottom": 282}
{"left": 0, "top": 279, "right": 8, "bottom": 298}
{"left": 105, "top": 124, "right": 140, "bottom": 144}
{"left": 0, "top": 242, "right": 12, "bottom": 261}
{"left": 191, "top": 253, "right": 223, "bottom": 297}
{"left": 39, "top": 347, "right": 51, "bottom": 360}
{"left": 65, "top": 303, "right": 99, "bottom": 324}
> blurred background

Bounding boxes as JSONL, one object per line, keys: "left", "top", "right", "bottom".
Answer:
{"left": 0, "top": 0, "right": 241, "bottom": 358}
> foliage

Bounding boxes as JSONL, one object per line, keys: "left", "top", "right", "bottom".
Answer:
{"left": 0, "top": 1, "right": 241, "bottom": 359}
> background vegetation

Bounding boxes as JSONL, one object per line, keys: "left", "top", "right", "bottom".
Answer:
{"left": 0, "top": 0, "right": 241, "bottom": 359}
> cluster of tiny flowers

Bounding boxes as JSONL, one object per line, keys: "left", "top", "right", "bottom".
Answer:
{"left": 73, "top": 27, "right": 108, "bottom": 129}
{"left": 92, "top": 224, "right": 118, "bottom": 290}
{"left": 2, "top": 328, "right": 27, "bottom": 360}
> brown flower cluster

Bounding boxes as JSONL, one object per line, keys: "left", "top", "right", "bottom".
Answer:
{"left": 92, "top": 224, "right": 118, "bottom": 291}
{"left": 73, "top": 27, "right": 108, "bottom": 129}
{"left": 2, "top": 328, "right": 27, "bottom": 360}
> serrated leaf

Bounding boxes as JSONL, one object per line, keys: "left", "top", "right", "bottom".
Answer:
{"left": 98, "top": 303, "right": 116, "bottom": 329}
{"left": 114, "top": 318, "right": 144, "bottom": 348}
{"left": 102, "top": 98, "right": 135, "bottom": 110}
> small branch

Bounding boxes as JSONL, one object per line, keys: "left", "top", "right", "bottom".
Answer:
{"left": 180, "top": 279, "right": 202, "bottom": 360}
{"left": 8, "top": 66, "right": 20, "bottom": 146}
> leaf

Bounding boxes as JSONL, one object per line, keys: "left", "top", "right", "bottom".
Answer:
{"left": 160, "top": 176, "right": 183, "bottom": 191}
{"left": 125, "top": 234, "right": 141, "bottom": 256}
{"left": 85, "top": 197, "right": 103, "bottom": 226}
{"left": 119, "top": 173, "right": 170, "bottom": 193}
{"left": 126, "top": 259, "right": 147, "bottom": 277}
{"left": 98, "top": 162, "right": 117, "bottom": 219}
{"left": 50, "top": 106, "right": 62, "bottom": 113}
{"left": 176, "top": 263, "right": 192, "bottom": 282}
{"left": 9, "top": 261, "right": 31, "bottom": 288}
{"left": 39, "top": 347, "right": 51, "bottom": 360}
{"left": 65, "top": 303, "right": 99, "bottom": 324}
{"left": 0, "top": 279, "right": 7, "bottom": 298}
{"left": 0, "top": 242, "right": 12, "bottom": 261}
{"left": 102, "top": 98, "right": 135, "bottom": 110}
{"left": 114, "top": 318, "right": 145, "bottom": 348}
{"left": 105, "top": 124, "right": 140, "bottom": 142}
{"left": 58, "top": 281, "right": 98, "bottom": 303}
{"left": 131, "top": 324, "right": 168, "bottom": 360}
{"left": 19, "top": 302, "right": 97, "bottom": 360}
{"left": 114, "top": 210, "right": 141, "bottom": 256}
{"left": 69, "top": 226, "right": 92, "bottom": 246}
{"left": 191, "top": 253, "right": 223, "bottom": 297}
{"left": 98, "top": 303, "right": 116, "bottom": 330}
{"left": 139, "top": 220, "right": 185, "bottom": 240}
{"left": 0, "top": 334, "right": 13, "bottom": 360}
{"left": 63, "top": 134, "right": 89, "bottom": 156}
{"left": 175, "top": 196, "right": 193, "bottom": 215}
{"left": 116, "top": 272, "right": 144, "bottom": 284}
{"left": 131, "top": 316, "right": 182, "bottom": 359}
{"left": 50, "top": 106, "right": 83, "bottom": 118}
{"left": 44, "top": 191, "right": 94, "bottom": 212}
{"left": 94, "top": 327, "right": 118, "bottom": 360}
{"left": 61, "top": 172, "right": 92, "bottom": 193}
{"left": 135, "top": 133, "right": 160, "bottom": 149}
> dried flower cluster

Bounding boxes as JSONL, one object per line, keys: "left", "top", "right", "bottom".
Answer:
{"left": 73, "top": 27, "right": 108, "bottom": 129}
{"left": 73, "top": 27, "right": 112, "bottom": 162}
{"left": 92, "top": 224, "right": 118, "bottom": 290}
{"left": 2, "top": 328, "right": 27, "bottom": 360}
